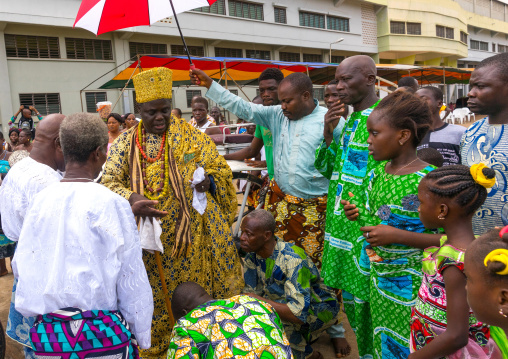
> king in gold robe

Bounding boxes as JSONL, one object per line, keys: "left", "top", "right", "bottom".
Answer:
{"left": 101, "top": 113, "right": 244, "bottom": 358}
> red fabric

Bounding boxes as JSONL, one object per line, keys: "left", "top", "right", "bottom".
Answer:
{"left": 125, "top": 56, "right": 314, "bottom": 74}
{"left": 97, "top": 0, "right": 150, "bottom": 35}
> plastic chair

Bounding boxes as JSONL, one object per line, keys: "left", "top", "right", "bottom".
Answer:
{"left": 462, "top": 108, "right": 474, "bottom": 122}
{"left": 452, "top": 108, "right": 465, "bottom": 124}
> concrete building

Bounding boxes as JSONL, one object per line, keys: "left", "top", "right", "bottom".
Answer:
{"left": 369, "top": 0, "right": 508, "bottom": 68}
{"left": 0, "top": 0, "right": 380, "bottom": 132}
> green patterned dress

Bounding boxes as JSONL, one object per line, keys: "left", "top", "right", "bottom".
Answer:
{"left": 364, "top": 162, "right": 435, "bottom": 358}
{"left": 167, "top": 295, "right": 294, "bottom": 359}
{"left": 314, "top": 102, "right": 380, "bottom": 356}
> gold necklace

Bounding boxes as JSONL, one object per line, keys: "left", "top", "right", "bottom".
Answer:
{"left": 385, "top": 158, "right": 419, "bottom": 181}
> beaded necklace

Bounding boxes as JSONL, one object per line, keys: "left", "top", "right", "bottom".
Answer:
{"left": 136, "top": 120, "right": 170, "bottom": 200}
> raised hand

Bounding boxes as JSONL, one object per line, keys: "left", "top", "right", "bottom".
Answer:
{"left": 324, "top": 100, "right": 346, "bottom": 146}
{"left": 189, "top": 68, "right": 213, "bottom": 89}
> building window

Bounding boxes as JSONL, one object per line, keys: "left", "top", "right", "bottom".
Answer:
{"left": 436, "top": 25, "right": 454, "bottom": 39}
{"left": 303, "top": 53, "right": 322, "bottom": 63}
{"left": 460, "top": 31, "right": 468, "bottom": 44}
{"left": 229, "top": 0, "right": 264, "bottom": 20}
{"left": 230, "top": 89, "right": 239, "bottom": 96}
{"left": 470, "top": 40, "right": 489, "bottom": 51}
{"left": 171, "top": 45, "right": 205, "bottom": 57}
{"left": 215, "top": 47, "right": 243, "bottom": 58}
{"left": 19, "top": 93, "right": 61, "bottom": 115}
{"left": 331, "top": 55, "right": 345, "bottom": 64}
{"left": 436, "top": 25, "right": 445, "bottom": 38}
{"left": 274, "top": 7, "right": 287, "bottom": 24}
{"left": 314, "top": 87, "right": 324, "bottom": 101}
{"left": 493, "top": 43, "right": 496, "bottom": 52}
{"left": 186, "top": 90, "right": 202, "bottom": 108}
{"left": 407, "top": 23, "right": 421, "bottom": 35}
{"left": 66, "top": 38, "right": 113, "bottom": 60}
{"left": 499, "top": 44, "right": 508, "bottom": 53}
{"left": 445, "top": 27, "right": 454, "bottom": 39}
{"left": 85, "top": 92, "right": 107, "bottom": 113}
{"left": 246, "top": 50, "right": 271, "bottom": 60}
{"left": 193, "top": 0, "right": 226, "bottom": 14}
{"left": 279, "top": 51, "right": 300, "bottom": 62}
{"left": 5, "top": 34, "right": 60, "bottom": 59}
{"left": 299, "top": 11, "right": 325, "bottom": 29}
{"left": 327, "top": 15, "right": 349, "bottom": 32}
{"left": 129, "top": 42, "right": 167, "bottom": 58}
{"left": 390, "top": 21, "right": 406, "bottom": 34}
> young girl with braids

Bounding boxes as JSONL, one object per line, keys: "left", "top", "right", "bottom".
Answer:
{"left": 342, "top": 91, "right": 442, "bottom": 357}
{"left": 464, "top": 228, "right": 508, "bottom": 358}
{"left": 410, "top": 164, "right": 502, "bottom": 358}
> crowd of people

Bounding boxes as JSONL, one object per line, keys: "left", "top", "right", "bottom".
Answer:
{"left": 0, "top": 51, "right": 507, "bottom": 359}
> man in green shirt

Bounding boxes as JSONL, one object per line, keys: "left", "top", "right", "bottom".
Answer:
{"left": 315, "top": 55, "right": 380, "bottom": 358}
{"left": 223, "top": 68, "right": 282, "bottom": 180}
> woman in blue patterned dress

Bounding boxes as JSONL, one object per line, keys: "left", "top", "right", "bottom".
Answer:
{"left": 341, "top": 91, "right": 442, "bottom": 357}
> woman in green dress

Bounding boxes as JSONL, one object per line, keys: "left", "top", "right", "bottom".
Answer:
{"left": 341, "top": 91, "right": 442, "bottom": 357}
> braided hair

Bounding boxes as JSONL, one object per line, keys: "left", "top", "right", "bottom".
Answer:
{"left": 469, "top": 229, "right": 508, "bottom": 284}
{"left": 424, "top": 164, "right": 495, "bottom": 215}
{"left": 374, "top": 91, "right": 432, "bottom": 146}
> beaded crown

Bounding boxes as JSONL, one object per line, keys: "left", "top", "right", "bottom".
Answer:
{"left": 132, "top": 67, "right": 173, "bottom": 103}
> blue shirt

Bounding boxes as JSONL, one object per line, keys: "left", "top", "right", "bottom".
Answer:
{"left": 460, "top": 117, "right": 508, "bottom": 235}
{"left": 206, "top": 81, "right": 344, "bottom": 199}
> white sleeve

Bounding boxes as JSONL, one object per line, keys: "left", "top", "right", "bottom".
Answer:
{"left": 116, "top": 206, "right": 154, "bottom": 349}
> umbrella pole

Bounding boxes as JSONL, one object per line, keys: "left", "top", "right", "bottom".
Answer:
{"left": 155, "top": 251, "right": 175, "bottom": 327}
{"left": 168, "top": 0, "right": 193, "bottom": 65}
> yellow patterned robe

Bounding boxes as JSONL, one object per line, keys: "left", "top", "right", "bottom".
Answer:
{"left": 101, "top": 116, "right": 244, "bottom": 358}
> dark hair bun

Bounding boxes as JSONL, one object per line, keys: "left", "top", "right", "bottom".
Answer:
{"left": 487, "top": 260, "right": 507, "bottom": 275}
{"left": 482, "top": 167, "right": 496, "bottom": 179}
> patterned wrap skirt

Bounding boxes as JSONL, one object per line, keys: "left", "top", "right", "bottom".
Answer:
{"left": 29, "top": 308, "right": 139, "bottom": 359}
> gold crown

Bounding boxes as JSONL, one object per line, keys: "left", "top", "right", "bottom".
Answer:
{"left": 133, "top": 67, "right": 173, "bottom": 103}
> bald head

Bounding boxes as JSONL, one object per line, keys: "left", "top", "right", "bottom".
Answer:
{"left": 339, "top": 55, "right": 377, "bottom": 77}
{"left": 33, "top": 114, "right": 65, "bottom": 142}
{"left": 29, "top": 113, "right": 66, "bottom": 172}
{"left": 335, "top": 55, "right": 378, "bottom": 111}
{"left": 172, "top": 282, "right": 213, "bottom": 321}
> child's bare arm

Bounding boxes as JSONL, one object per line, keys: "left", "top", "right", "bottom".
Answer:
{"left": 409, "top": 266, "right": 470, "bottom": 359}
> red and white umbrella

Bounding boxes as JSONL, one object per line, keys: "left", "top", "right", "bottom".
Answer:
{"left": 74, "top": 0, "right": 217, "bottom": 36}
{"left": 74, "top": 0, "right": 217, "bottom": 72}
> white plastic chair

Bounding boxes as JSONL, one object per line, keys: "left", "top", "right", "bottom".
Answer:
{"left": 462, "top": 108, "right": 474, "bottom": 122}
{"left": 452, "top": 108, "right": 465, "bottom": 124}
{"left": 445, "top": 111, "right": 455, "bottom": 124}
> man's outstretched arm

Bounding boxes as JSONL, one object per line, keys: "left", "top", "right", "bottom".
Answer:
{"left": 190, "top": 69, "right": 277, "bottom": 130}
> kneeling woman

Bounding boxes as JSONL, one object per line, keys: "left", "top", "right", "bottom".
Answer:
{"left": 13, "top": 113, "right": 153, "bottom": 358}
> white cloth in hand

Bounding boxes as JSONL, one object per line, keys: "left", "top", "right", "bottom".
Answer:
{"left": 139, "top": 217, "right": 163, "bottom": 253}
{"left": 191, "top": 166, "right": 207, "bottom": 215}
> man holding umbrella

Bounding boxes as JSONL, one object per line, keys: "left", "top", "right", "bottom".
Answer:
{"left": 101, "top": 67, "right": 243, "bottom": 358}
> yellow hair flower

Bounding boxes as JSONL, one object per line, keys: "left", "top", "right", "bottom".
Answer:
{"left": 470, "top": 163, "right": 496, "bottom": 189}
{"left": 484, "top": 249, "right": 508, "bottom": 275}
